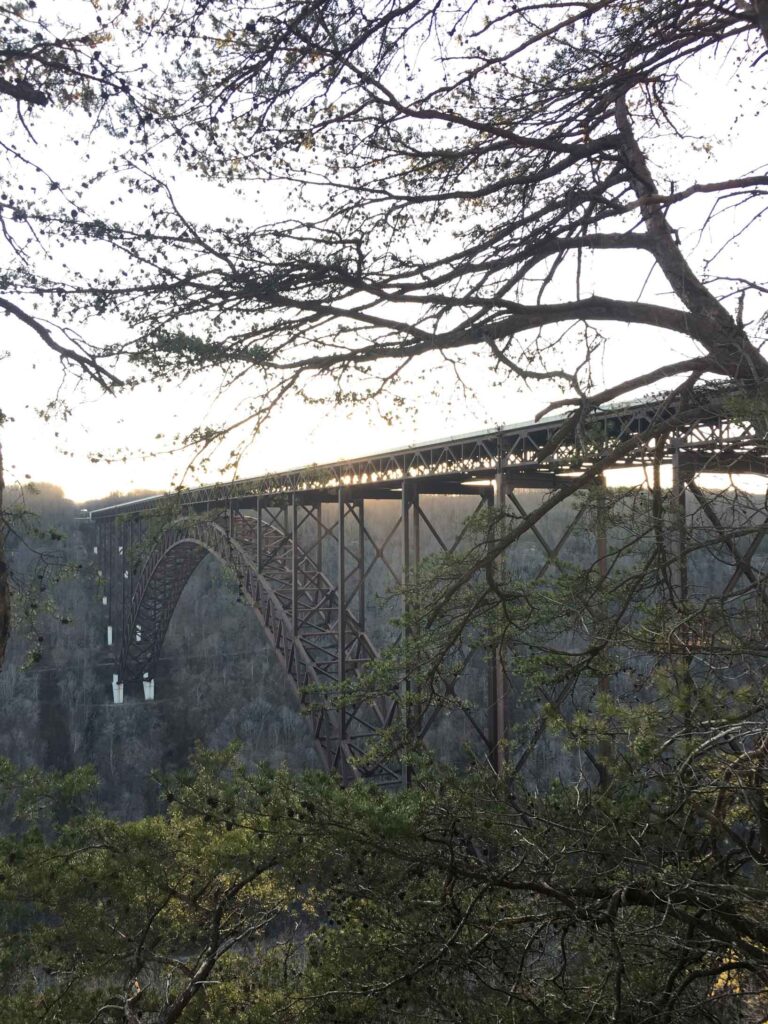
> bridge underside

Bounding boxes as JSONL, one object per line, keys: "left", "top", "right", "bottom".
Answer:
{"left": 87, "top": 392, "right": 768, "bottom": 784}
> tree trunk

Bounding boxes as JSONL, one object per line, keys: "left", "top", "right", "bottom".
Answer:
{"left": 755, "top": 0, "right": 768, "bottom": 48}
{"left": 0, "top": 438, "right": 8, "bottom": 672}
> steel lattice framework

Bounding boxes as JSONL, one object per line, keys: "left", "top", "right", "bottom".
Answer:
{"left": 85, "top": 387, "right": 768, "bottom": 784}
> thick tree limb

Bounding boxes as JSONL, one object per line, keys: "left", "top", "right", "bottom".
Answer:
{"left": 615, "top": 94, "right": 768, "bottom": 381}
{"left": 269, "top": 294, "right": 721, "bottom": 372}
{"left": 627, "top": 175, "right": 768, "bottom": 211}
{"left": 0, "top": 298, "right": 122, "bottom": 391}
{"left": 754, "top": 0, "right": 768, "bottom": 47}
{"left": 0, "top": 76, "right": 49, "bottom": 106}
{"left": 535, "top": 357, "right": 710, "bottom": 419}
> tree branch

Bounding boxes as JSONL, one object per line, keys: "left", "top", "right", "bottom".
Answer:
{"left": 626, "top": 175, "right": 768, "bottom": 211}
{"left": 0, "top": 298, "right": 122, "bottom": 391}
{"left": 0, "top": 76, "right": 49, "bottom": 106}
{"left": 614, "top": 94, "right": 768, "bottom": 380}
{"left": 535, "top": 357, "right": 710, "bottom": 419}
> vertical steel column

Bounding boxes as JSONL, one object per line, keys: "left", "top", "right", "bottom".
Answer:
{"left": 315, "top": 500, "right": 327, "bottom": 628}
{"left": 401, "top": 484, "right": 411, "bottom": 585}
{"left": 596, "top": 474, "right": 609, "bottom": 678}
{"left": 357, "top": 498, "right": 365, "bottom": 632}
{"left": 412, "top": 491, "right": 420, "bottom": 566}
{"left": 411, "top": 491, "right": 421, "bottom": 736}
{"left": 316, "top": 501, "right": 323, "bottom": 578}
{"left": 595, "top": 474, "right": 612, "bottom": 779}
{"left": 337, "top": 488, "right": 346, "bottom": 683}
{"left": 670, "top": 441, "right": 693, "bottom": 735}
{"left": 488, "top": 464, "right": 506, "bottom": 775}
{"left": 401, "top": 480, "right": 412, "bottom": 787}
{"left": 337, "top": 488, "right": 348, "bottom": 777}
{"left": 256, "top": 496, "right": 262, "bottom": 573}
{"left": 671, "top": 442, "right": 689, "bottom": 604}
{"left": 291, "top": 494, "right": 299, "bottom": 636}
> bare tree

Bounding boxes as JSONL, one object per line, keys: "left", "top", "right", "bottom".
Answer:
{"left": 36, "top": 0, "right": 763, "bottom": 431}
{"left": 0, "top": 2, "right": 126, "bottom": 669}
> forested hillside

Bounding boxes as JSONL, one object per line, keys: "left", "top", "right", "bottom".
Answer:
{"left": 1, "top": 479, "right": 748, "bottom": 818}
{"left": 0, "top": 484, "right": 319, "bottom": 818}
{"left": 1, "top": 481, "right": 598, "bottom": 813}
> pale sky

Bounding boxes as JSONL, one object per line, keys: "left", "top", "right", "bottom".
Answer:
{"left": 1, "top": 11, "right": 765, "bottom": 502}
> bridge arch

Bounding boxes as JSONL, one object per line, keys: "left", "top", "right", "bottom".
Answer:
{"left": 118, "top": 512, "right": 396, "bottom": 783}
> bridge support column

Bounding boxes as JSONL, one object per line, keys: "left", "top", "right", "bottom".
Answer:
{"left": 337, "top": 488, "right": 346, "bottom": 686}
{"left": 291, "top": 494, "right": 299, "bottom": 636}
{"left": 357, "top": 499, "right": 366, "bottom": 632}
{"left": 671, "top": 442, "right": 689, "bottom": 605}
{"left": 595, "top": 474, "right": 612, "bottom": 781}
{"left": 256, "top": 496, "right": 262, "bottom": 573}
{"left": 401, "top": 481, "right": 413, "bottom": 787}
{"left": 411, "top": 490, "right": 421, "bottom": 753}
{"left": 337, "top": 487, "right": 353, "bottom": 782}
{"left": 488, "top": 466, "right": 507, "bottom": 775}
{"left": 316, "top": 499, "right": 323, "bottom": 578}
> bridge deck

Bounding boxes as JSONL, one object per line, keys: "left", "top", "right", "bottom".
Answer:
{"left": 86, "top": 390, "right": 743, "bottom": 520}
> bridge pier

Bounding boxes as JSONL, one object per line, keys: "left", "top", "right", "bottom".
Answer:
{"left": 488, "top": 460, "right": 507, "bottom": 776}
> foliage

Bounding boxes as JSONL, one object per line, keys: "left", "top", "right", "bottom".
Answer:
{"left": 2, "top": 6, "right": 768, "bottom": 1020}
{"left": 27, "top": 1, "right": 768, "bottom": 435}
{"left": 0, "top": 741, "right": 767, "bottom": 1022}
{"left": 0, "top": 0, "right": 128, "bottom": 389}
{"left": 1, "top": 3, "right": 766, "bottom": 452}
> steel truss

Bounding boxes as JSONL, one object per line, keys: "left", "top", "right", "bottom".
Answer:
{"left": 86, "top": 390, "right": 768, "bottom": 783}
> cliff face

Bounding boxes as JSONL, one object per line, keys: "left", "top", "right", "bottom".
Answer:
{"left": 0, "top": 485, "right": 320, "bottom": 818}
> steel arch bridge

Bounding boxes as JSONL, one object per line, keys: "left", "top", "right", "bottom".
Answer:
{"left": 85, "top": 387, "right": 768, "bottom": 785}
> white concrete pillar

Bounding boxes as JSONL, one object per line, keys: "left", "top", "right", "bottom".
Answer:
{"left": 111, "top": 674, "right": 123, "bottom": 704}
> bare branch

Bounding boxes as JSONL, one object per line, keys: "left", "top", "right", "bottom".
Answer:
{"left": 0, "top": 298, "right": 122, "bottom": 392}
